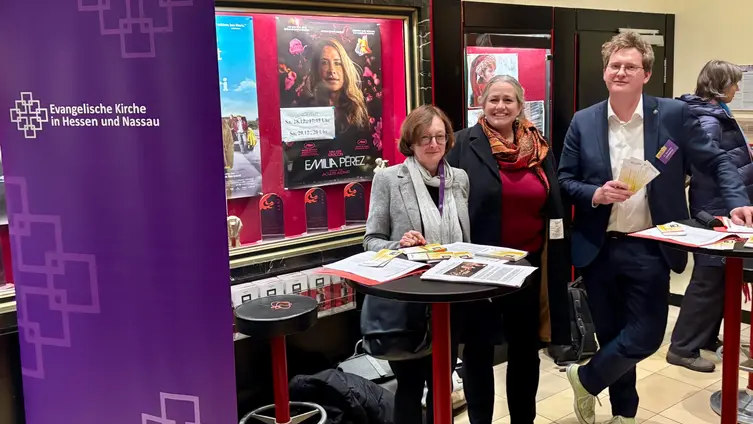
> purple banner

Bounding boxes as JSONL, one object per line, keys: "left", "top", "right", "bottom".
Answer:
{"left": 0, "top": 1, "right": 237, "bottom": 424}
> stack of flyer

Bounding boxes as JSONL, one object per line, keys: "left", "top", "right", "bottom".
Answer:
{"left": 630, "top": 222, "right": 740, "bottom": 247}
{"left": 421, "top": 258, "right": 537, "bottom": 288}
{"left": 400, "top": 243, "right": 475, "bottom": 262}
{"left": 320, "top": 250, "right": 428, "bottom": 286}
{"left": 618, "top": 158, "right": 660, "bottom": 192}
{"left": 442, "top": 242, "right": 528, "bottom": 262}
{"left": 716, "top": 217, "right": 753, "bottom": 235}
{"left": 656, "top": 222, "right": 687, "bottom": 236}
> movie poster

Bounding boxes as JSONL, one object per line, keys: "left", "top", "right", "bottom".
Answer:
{"left": 277, "top": 16, "right": 384, "bottom": 188}
{"left": 216, "top": 14, "right": 263, "bottom": 199}
{"left": 466, "top": 52, "right": 519, "bottom": 109}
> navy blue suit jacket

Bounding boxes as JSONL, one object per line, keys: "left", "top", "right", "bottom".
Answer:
{"left": 557, "top": 95, "right": 750, "bottom": 273}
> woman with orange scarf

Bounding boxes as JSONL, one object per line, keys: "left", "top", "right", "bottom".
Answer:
{"left": 447, "top": 75, "right": 571, "bottom": 424}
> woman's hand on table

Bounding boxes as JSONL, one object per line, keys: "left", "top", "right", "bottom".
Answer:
{"left": 399, "top": 231, "right": 427, "bottom": 247}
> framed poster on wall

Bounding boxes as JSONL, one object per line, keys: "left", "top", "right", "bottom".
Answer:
{"left": 464, "top": 44, "right": 551, "bottom": 136}
{"left": 217, "top": 7, "right": 416, "bottom": 250}
{"left": 216, "top": 15, "right": 264, "bottom": 199}
{"left": 277, "top": 16, "right": 384, "bottom": 188}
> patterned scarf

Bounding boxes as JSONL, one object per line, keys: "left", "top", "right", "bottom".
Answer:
{"left": 479, "top": 115, "right": 551, "bottom": 191}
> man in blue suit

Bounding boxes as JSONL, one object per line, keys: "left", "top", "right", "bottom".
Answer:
{"left": 557, "top": 31, "right": 753, "bottom": 424}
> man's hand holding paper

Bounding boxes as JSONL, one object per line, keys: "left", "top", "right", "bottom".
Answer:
{"left": 617, "top": 157, "right": 660, "bottom": 193}
{"left": 592, "top": 158, "right": 660, "bottom": 206}
{"left": 593, "top": 180, "right": 634, "bottom": 205}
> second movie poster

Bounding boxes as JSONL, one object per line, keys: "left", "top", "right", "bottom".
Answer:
{"left": 277, "top": 16, "right": 384, "bottom": 188}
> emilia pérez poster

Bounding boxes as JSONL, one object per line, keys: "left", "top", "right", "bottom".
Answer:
{"left": 216, "top": 14, "right": 263, "bottom": 199}
{"left": 277, "top": 16, "right": 384, "bottom": 188}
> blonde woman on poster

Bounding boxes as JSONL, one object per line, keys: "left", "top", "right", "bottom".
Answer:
{"left": 302, "top": 38, "right": 370, "bottom": 134}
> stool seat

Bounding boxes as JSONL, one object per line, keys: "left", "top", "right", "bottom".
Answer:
{"left": 235, "top": 294, "right": 318, "bottom": 338}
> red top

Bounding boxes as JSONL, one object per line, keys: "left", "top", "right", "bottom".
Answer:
{"left": 499, "top": 168, "right": 548, "bottom": 253}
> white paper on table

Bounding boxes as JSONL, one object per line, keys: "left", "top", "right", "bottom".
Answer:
{"left": 421, "top": 258, "right": 537, "bottom": 288}
{"left": 324, "top": 251, "right": 426, "bottom": 283}
{"left": 632, "top": 224, "right": 736, "bottom": 247}
{"left": 280, "top": 106, "right": 336, "bottom": 142}
{"left": 722, "top": 217, "right": 753, "bottom": 234}
{"left": 441, "top": 242, "right": 511, "bottom": 263}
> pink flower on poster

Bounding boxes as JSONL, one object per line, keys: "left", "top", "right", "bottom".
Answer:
{"left": 372, "top": 118, "right": 383, "bottom": 150}
{"left": 289, "top": 38, "right": 305, "bottom": 55}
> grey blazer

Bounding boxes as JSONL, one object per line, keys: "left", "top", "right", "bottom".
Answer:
{"left": 363, "top": 163, "right": 471, "bottom": 251}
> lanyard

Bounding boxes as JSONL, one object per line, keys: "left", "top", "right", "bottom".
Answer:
{"left": 438, "top": 161, "right": 446, "bottom": 217}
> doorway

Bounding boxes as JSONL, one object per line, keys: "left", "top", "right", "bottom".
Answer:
{"left": 575, "top": 9, "right": 675, "bottom": 110}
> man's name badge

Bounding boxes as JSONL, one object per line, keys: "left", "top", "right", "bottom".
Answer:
{"left": 656, "top": 140, "right": 679, "bottom": 164}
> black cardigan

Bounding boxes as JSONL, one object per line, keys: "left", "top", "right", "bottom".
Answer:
{"left": 447, "top": 123, "right": 572, "bottom": 346}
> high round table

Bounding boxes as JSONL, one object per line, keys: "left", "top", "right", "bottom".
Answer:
{"left": 348, "top": 260, "right": 534, "bottom": 424}
{"left": 647, "top": 220, "right": 753, "bottom": 424}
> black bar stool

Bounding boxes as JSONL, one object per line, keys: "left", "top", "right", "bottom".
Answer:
{"left": 235, "top": 294, "right": 326, "bottom": 424}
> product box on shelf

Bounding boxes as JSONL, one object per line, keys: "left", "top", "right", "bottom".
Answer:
{"left": 301, "top": 268, "right": 332, "bottom": 315}
{"left": 230, "top": 282, "right": 261, "bottom": 308}
{"left": 255, "top": 277, "right": 285, "bottom": 298}
{"left": 278, "top": 272, "right": 308, "bottom": 296}
{"left": 331, "top": 275, "right": 356, "bottom": 312}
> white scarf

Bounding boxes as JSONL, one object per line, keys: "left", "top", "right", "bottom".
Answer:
{"left": 404, "top": 156, "right": 463, "bottom": 245}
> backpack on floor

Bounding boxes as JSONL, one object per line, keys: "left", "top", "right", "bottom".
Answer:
{"left": 549, "top": 277, "right": 599, "bottom": 365}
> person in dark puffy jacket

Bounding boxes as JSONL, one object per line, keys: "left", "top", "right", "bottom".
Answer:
{"left": 668, "top": 60, "right": 753, "bottom": 372}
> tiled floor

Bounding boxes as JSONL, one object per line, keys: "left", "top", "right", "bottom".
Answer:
{"left": 454, "top": 305, "right": 752, "bottom": 424}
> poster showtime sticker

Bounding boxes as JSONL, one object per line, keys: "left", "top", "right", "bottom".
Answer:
{"left": 260, "top": 193, "right": 285, "bottom": 239}
{"left": 277, "top": 16, "right": 384, "bottom": 188}
{"left": 344, "top": 182, "right": 366, "bottom": 225}
{"left": 305, "top": 187, "right": 328, "bottom": 233}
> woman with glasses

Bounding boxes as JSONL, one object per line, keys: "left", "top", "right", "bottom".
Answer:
{"left": 447, "top": 75, "right": 570, "bottom": 424}
{"left": 362, "top": 104, "right": 470, "bottom": 424}
{"left": 667, "top": 60, "right": 753, "bottom": 373}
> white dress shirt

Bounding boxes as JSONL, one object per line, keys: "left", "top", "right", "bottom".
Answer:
{"left": 606, "top": 96, "right": 653, "bottom": 233}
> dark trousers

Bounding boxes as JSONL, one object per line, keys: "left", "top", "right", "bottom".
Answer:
{"left": 670, "top": 262, "right": 724, "bottom": 357}
{"left": 462, "top": 257, "right": 542, "bottom": 424}
{"left": 389, "top": 347, "right": 458, "bottom": 424}
{"left": 578, "top": 237, "right": 669, "bottom": 418}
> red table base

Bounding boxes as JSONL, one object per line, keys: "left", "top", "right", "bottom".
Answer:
{"left": 271, "top": 336, "right": 292, "bottom": 424}
{"left": 432, "top": 303, "right": 453, "bottom": 424}
{"left": 721, "top": 257, "right": 743, "bottom": 424}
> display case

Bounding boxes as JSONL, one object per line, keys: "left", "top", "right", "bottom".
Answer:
{"left": 217, "top": 3, "right": 422, "bottom": 310}
{"left": 215, "top": 1, "right": 427, "bottom": 415}
{"left": 217, "top": 4, "right": 419, "bottom": 255}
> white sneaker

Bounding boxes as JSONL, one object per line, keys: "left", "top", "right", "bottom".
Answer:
{"left": 604, "top": 416, "right": 635, "bottom": 424}
{"left": 566, "top": 364, "right": 598, "bottom": 424}
{"left": 421, "top": 370, "right": 464, "bottom": 409}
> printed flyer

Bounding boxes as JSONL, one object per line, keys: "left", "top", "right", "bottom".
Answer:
{"left": 277, "top": 16, "right": 384, "bottom": 188}
{"left": 216, "top": 14, "right": 263, "bottom": 199}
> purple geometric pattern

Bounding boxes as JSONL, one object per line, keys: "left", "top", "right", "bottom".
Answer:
{"left": 7, "top": 177, "right": 101, "bottom": 379}
{"left": 9, "top": 92, "right": 49, "bottom": 139}
{"left": 77, "top": 0, "right": 194, "bottom": 59}
{"left": 141, "top": 392, "right": 203, "bottom": 424}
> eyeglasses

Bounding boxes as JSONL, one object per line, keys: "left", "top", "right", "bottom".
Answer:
{"left": 419, "top": 134, "right": 449, "bottom": 146}
{"left": 607, "top": 63, "right": 643, "bottom": 75}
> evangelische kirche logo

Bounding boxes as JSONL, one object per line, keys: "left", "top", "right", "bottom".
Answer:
{"left": 9, "top": 92, "right": 49, "bottom": 139}
{"left": 9, "top": 91, "right": 161, "bottom": 139}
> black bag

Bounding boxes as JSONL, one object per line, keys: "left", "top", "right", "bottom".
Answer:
{"left": 548, "top": 277, "right": 599, "bottom": 365}
{"left": 360, "top": 295, "right": 432, "bottom": 361}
